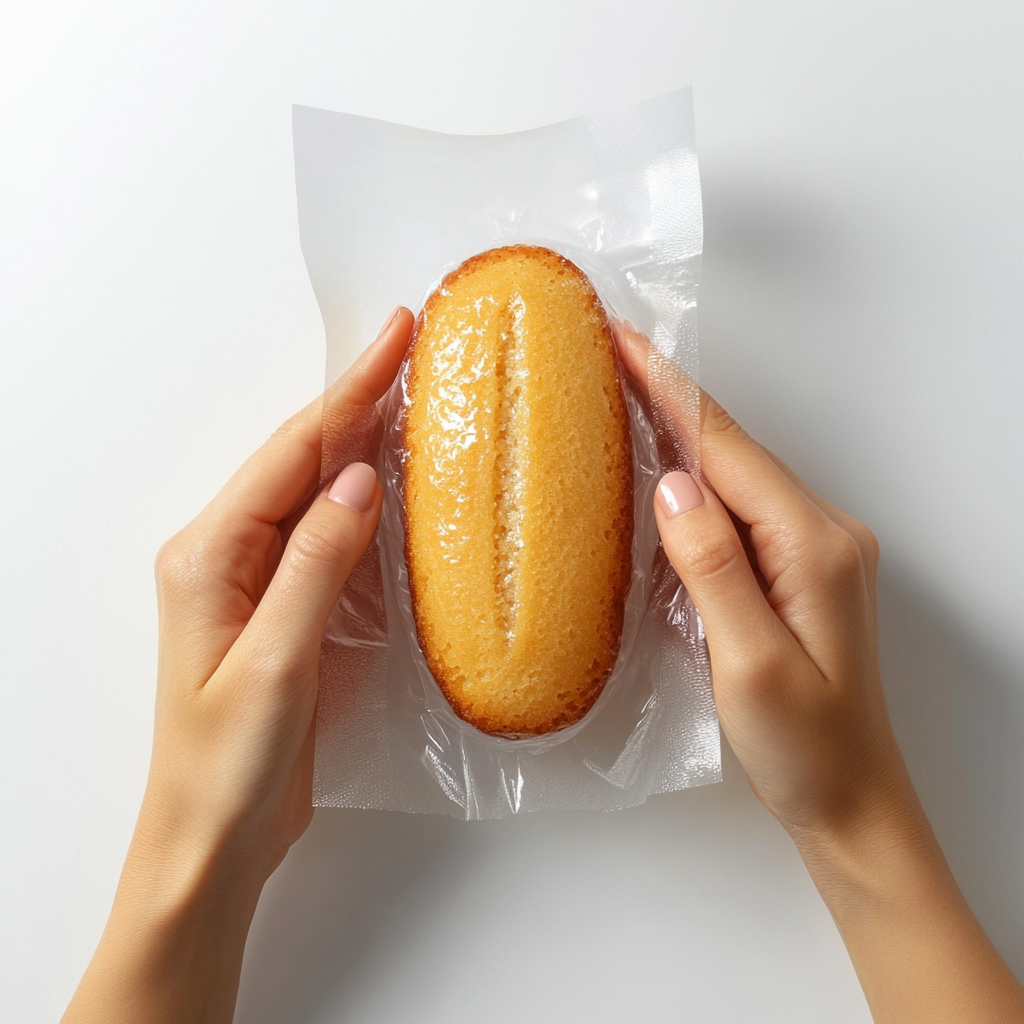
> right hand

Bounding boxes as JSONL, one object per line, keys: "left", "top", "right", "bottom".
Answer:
{"left": 614, "top": 322, "right": 913, "bottom": 842}
{"left": 614, "top": 322, "right": 1024, "bottom": 1024}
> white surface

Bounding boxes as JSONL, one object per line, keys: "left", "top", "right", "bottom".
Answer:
{"left": 1, "top": 2, "right": 1021, "bottom": 1022}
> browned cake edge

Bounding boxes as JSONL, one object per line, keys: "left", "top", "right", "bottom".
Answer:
{"left": 402, "top": 244, "right": 634, "bottom": 737}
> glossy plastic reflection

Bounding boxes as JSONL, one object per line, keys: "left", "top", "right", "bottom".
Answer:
{"left": 299, "top": 88, "right": 721, "bottom": 818}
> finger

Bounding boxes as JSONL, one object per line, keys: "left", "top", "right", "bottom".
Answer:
{"left": 614, "top": 319, "right": 856, "bottom": 531}
{"left": 156, "top": 309, "right": 412, "bottom": 690}
{"left": 698, "top": 395, "right": 874, "bottom": 598}
{"left": 612, "top": 322, "right": 836, "bottom": 591}
{"left": 612, "top": 319, "right": 702, "bottom": 467}
{"left": 696, "top": 397, "right": 882, "bottom": 685}
{"left": 653, "top": 470, "right": 792, "bottom": 673}
{"left": 613, "top": 319, "right": 873, "bottom": 642}
{"left": 204, "top": 305, "right": 413, "bottom": 530}
{"left": 761, "top": 449, "right": 880, "bottom": 581}
{"left": 610, "top": 320, "right": 650, "bottom": 392}
{"left": 214, "top": 462, "right": 383, "bottom": 695}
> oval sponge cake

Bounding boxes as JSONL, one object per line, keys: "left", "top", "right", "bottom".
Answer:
{"left": 403, "top": 245, "right": 633, "bottom": 736}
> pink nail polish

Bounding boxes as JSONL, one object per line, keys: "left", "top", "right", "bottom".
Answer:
{"left": 328, "top": 463, "right": 378, "bottom": 513}
{"left": 656, "top": 471, "right": 704, "bottom": 518}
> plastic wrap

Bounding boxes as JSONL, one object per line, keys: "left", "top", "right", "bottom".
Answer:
{"left": 294, "top": 88, "right": 721, "bottom": 818}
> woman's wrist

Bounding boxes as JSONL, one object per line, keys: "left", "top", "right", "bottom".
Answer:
{"left": 785, "top": 766, "right": 1024, "bottom": 1023}
{"left": 129, "top": 777, "right": 280, "bottom": 899}
{"left": 790, "top": 785, "right": 947, "bottom": 934}
{"left": 786, "top": 748, "right": 936, "bottom": 879}
{"left": 787, "top": 754, "right": 958, "bottom": 963}
{"left": 122, "top": 807, "right": 266, "bottom": 932}
{"left": 62, "top": 794, "right": 268, "bottom": 1024}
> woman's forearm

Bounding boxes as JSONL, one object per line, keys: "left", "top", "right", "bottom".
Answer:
{"left": 61, "top": 799, "right": 266, "bottom": 1024}
{"left": 640, "top": 373, "right": 1024, "bottom": 1022}
{"left": 62, "top": 313, "right": 411, "bottom": 1024}
{"left": 793, "top": 781, "right": 1024, "bottom": 1024}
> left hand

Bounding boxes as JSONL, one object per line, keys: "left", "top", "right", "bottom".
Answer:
{"left": 143, "top": 306, "right": 411, "bottom": 880}
{"left": 62, "top": 306, "right": 413, "bottom": 1024}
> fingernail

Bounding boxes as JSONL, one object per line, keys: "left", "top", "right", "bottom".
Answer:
{"left": 376, "top": 306, "right": 401, "bottom": 339}
{"left": 328, "top": 462, "right": 378, "bottom": 513}
{"left": 656, "top": 471, "right": 704, "bottom": 518}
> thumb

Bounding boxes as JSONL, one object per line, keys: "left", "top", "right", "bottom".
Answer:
{"left": 654, "top": 471, "right": 782, "bottom": 668}
{"left": 240, "top": 462, "right": 382, "bottom": 672}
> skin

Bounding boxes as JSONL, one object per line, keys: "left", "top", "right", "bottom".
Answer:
{"left": 62, "top": 310, "right": 1023, "bottom": 1024}
{"left": 615, "top": 322, "right": 1024, "bottom": 1024}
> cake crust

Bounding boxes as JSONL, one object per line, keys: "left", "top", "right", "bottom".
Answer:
{"left": 403, "top": 245, "right": 633, "bottom": 736}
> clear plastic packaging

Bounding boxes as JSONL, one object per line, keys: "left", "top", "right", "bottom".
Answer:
{"left": 294, "top": 88, "right": 721, "bottom": 818}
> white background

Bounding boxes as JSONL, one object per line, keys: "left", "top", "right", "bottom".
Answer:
{"left": 2, "top": 2, "right": 1021, "bottom": 1021}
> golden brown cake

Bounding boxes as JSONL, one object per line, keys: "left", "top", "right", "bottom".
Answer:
{"left": 403, "top": 245, "right": 633, "bottom": 736}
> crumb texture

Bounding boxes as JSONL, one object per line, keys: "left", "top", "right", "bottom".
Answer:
{"left": 404, "top": 245, "right": 633, "bottom": 736}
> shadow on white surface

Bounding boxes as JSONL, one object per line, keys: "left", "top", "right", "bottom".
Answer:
{"left": 879, "top": 569, "right": 1024, "bottom": 979}
{"left": 233, "top": 809, "right": 470, "bottom": 1024}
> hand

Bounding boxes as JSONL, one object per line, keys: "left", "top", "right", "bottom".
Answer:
{"left": 62, "top": 306, "right": 414, "bottom": 1024}
{"left": 615, "top": 322, "right": 904, "bottom": 841}
{"left": 145, "top": 304, "right": 411, "bottom": 878}
{"left": 614, "top": 321, "right": 1024, "bottom": 1024}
